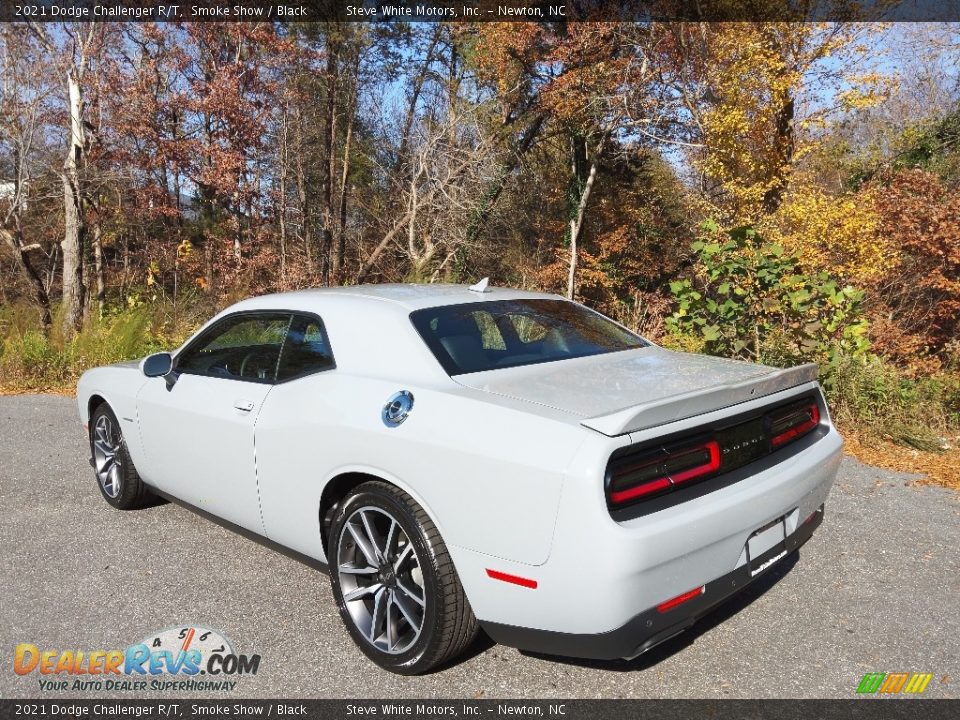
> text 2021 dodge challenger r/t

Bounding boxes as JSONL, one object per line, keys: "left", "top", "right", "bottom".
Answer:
{"left": 77, "top": 281, "right": 842, "bottom": 674}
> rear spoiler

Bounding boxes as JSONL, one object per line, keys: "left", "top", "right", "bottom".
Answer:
{"left": 580, "top": 362, "right": 820, "bottom": 437}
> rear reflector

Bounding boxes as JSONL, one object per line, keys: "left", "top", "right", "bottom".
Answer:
{"left": 656, "top": 585, "right": 705, "bottom": 613}
{"left": 803, "top": 507, "right": 822, "bottom": 525}
{"left": 771, "top": 403, "right": 820, "bottom": 447}
{"left": 486, "top": 569, "right": 538, "bottom": 589}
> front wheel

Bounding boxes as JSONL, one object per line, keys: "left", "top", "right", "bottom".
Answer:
{"left": 89, "top": 403, "right": 155, "bottom": 510}
{"left": 328, "top": 481, "right": 478, "bottom": 674}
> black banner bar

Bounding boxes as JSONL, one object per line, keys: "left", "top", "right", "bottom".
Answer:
{"left": 2, "top": 699, "right": 959, "bottom": 720}
{"left": 2, "top": 0, "right": 960, "bottom": 23}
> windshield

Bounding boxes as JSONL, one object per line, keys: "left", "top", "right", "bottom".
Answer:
{"left": 410, "top": 299, "right": 647, "bottom": 375}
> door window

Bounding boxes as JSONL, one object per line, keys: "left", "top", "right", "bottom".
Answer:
{"left": 176, "top": 313, "right": 292, "bottom": 383}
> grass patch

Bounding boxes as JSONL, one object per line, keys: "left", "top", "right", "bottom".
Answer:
{"left": 0, "top": 300, "right": 206, "bottom": 392}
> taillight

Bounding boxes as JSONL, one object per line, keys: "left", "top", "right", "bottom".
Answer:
{"left": 608, "top": 440, "right": 720, "bottom": 506}
{"left": 770, "top": 402, "right": 820, "bottom": 448}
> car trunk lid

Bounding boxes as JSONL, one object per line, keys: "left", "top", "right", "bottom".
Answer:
{"left": 452, "top": 347, "right": 819, "bottom": 436}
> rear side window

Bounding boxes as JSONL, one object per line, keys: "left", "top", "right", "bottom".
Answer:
{"left": 410, "top": 299, "right": 646, "bottom": 375}
{"left": 276, "top": 314, "right": 335, "bottom": 382}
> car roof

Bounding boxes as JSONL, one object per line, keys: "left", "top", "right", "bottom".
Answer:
{"left": 192, "top": 284, "right": 568, "bottom": 386}
{"left": 236, "top": 283, "right": 564, "bottom": 313}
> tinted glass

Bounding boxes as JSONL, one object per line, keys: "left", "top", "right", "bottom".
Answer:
{"left": 176, "top": 314, "right": 291, "bottom": 383}
{"left": 276, "top": 315, "right": 336, "bottom": 381}
{"left": 410, "top": 299, "right": 646, "bottom": 375}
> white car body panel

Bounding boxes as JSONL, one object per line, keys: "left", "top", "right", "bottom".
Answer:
{"left": 77, "top": 283, "right": 842, "bottom": 661}
{"left": 136, "top": 373, "right": 270, "bottom": 533}
{"left": 255, "top": 374, "right": 587, "bottom": 566}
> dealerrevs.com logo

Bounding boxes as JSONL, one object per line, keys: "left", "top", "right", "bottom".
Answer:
{"left": 14, "top": 626, "right": 260, "bottom": 692}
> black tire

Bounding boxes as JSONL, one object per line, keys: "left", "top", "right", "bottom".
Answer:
{"left": 89, "top": 403, "right": 155, "bottom": 510}
{"left": 328, "top": 481, "right": 478, "bottom": 674}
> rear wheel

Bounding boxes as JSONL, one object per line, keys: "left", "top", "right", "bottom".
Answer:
{"left": 89, "top": 404, "right": 155, "bottom": 510}
{"left": 329, "top": 481, "right": 478, "bottom": 674}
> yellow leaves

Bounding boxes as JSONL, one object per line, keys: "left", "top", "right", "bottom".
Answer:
{"left": 145, "top": 261, "right": 159, "bottom": 287}
{"left": 176, "top": 238, "right": 193, "bottom": 259}
{"left": 836, "top": 71, "right": 892, "bottom": 111}
{"left": 697, "top": 23, "right": 889, "bottom": 225}
{"left": 764, "top": 182, "right": 896, "bottom": 285}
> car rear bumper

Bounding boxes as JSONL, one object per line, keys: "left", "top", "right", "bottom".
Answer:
{"left": 480, "top": 505, "right": 823, "bottom": 660}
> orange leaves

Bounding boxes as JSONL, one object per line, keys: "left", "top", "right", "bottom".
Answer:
{"left": 472, "top": 22, "right": 629, "bottom": 129}
{"left": 868, "top": 169, "right": 960, "bottom": 362}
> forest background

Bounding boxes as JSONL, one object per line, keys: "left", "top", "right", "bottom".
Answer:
{"left": 1, "top": 20, "right": 958, "bottom": 484}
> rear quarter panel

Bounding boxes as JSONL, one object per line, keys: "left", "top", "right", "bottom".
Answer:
{"left": 254, "top": 371, "right": 591, "bottom": 567}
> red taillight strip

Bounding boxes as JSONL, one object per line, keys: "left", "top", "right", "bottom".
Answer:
{"left": 486, "top": 569, "right": 538, "bottom": 589}
{"left": 771, "top": 404, "right": 820, "bottom": 447}
{"left": 669, "top": 440, "right": 721, "bottom": 485}
{"left": 657, "top": 585, "right": 705, "bottom": 613}
{"left": 609, "top": 476, "right": 671, "bottom": 504}
{"left": 609, "top": 440, "right": 721, "bottom": 505}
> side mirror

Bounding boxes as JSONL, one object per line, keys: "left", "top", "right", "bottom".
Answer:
{"left": 141, "top": 352, "right": 173, "bottom": 378}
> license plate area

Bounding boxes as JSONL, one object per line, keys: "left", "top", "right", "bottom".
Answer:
{"left": 747, "top": 516, "right": 787, "bottom": 577}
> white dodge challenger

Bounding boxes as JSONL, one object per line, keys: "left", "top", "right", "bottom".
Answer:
{"left": 77, "top": 282, "right": 842, "bottom": 674}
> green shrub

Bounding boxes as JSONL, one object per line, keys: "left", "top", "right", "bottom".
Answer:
{"left": 822, "top": 354, "right": 959, "bottom": 451}
{"left": 667, "top": 223, "right": 870, "bottom": 366}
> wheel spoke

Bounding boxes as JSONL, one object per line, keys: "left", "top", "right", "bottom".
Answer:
{"left": 393, "top": 587, "right": 423, "bottom": 631}
{"left": 337, "top": 505, "right": 427, "bottom": 656}
{"left": 94, "top": 439, "right": 115, "bottom": 458}
{"left": 107, "top": 464, "right": 122, "bottom": 497}
{"left": 346, "top": 521, "right": 379, "bottom": 568}
{"left": 385, "top": 592, "right": 396, "bottom": 651}
{"left": 360, "top": 511, "right": 385, "bottom": 563}
{"left": 93, "top": 414, "right": 124, "bottom": 498}
{"left": 396, "top": 578, "right": 425, "bottom": 607}
{"left": 393, "top": 544, "right": 414, "bottom": 572}
{"left": 369, "top": 587, "right": 387, "bottom": 642}
{"left": 338, "top": 563, "right": 378, "bottom": 575}
{"left": 95, "top": 454, "right": 114, "bottom": 475}
{"left": 383, "top": 519, "right": 399, "bottom": 561}
{"left": 343, "top": 582, "right": 382, "bottom": 603}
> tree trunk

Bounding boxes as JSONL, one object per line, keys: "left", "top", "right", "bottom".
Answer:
{"left": 566, "top": 137, "right": 598, "bottom": 301}
{"left": 60, "top": 67, "right": 86, "bottom": 336}
{"left": 294, "top": 118, "right": 313, "bottom": 276}
{"left": 0, "top": 228, "right": 52, "bottom": 329}
{"left": 319, "top": 40, "right": 338, "bottom": 285}
{"left": 334, "top": 110, "right": 354, "bottom": 284}
{"left": 92, "top": 220, "right": 105, "bottom": 315}
{"left": 278, "top": 106, "right": 290, "bottom": 287}
{"left": 333, "top": 47, "right": 359, "bottom": 285}
{"left": 761, "top": 92, "right": 794, "bottom": 215}
{"left": 464, "top": 114, "right": 545, "bottom": 247}
{"left": 355, "top": 153, "right": 477, "bottom": 284}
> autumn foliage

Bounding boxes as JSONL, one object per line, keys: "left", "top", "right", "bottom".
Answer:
{"left": 0, "top": 20, "right": 957, "bottom": 473}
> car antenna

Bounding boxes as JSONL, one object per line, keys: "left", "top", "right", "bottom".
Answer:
{"left": 468, "top": 277, "right": 491, "bottom": 293}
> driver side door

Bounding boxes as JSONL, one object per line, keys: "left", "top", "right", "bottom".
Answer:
{"left": 135, "top": 311, "right": 293, "bottom": 534}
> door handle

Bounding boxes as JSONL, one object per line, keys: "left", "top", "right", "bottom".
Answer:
{"left": 234, "top": 399, "right": 255, "bottom": 412}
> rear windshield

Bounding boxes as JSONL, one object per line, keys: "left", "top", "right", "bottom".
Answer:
{"left": 410, "top": 299, "right": 647, "bottom": 375}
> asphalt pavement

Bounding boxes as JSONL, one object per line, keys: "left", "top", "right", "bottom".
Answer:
{"left": 1, "top": 394, "right": 957, "bottom": 699}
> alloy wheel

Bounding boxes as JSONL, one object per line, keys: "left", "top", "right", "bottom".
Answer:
{"left": 92, "top": 413, "right": 123, "bottom": 499}
{"left": 336, "top": 506, "right": 426, "bottom": 655}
